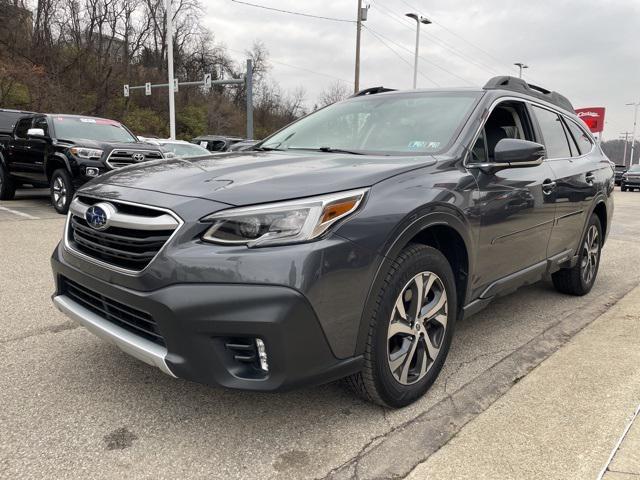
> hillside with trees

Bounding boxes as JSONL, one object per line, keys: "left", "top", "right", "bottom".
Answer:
{"left": 0, "top": 0, "right": 315, "bottom": 139}
{"left": 602, "top": 139, "right": 640, "bottom": 166}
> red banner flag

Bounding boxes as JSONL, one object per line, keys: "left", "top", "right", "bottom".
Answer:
{"left": 575, "top": 107, "right": 606, "bottom": 133}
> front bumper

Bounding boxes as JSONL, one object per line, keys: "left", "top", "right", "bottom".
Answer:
{"left": 51, "top": 249, "right": 363, "bottom": 391}
{"left": 622, "top": 178, "right": 640, "bottom": 187}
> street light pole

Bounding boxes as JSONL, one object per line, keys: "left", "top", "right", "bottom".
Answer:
{"left": 514, "top": 62, "right": 529, "bottom": 79}
{"left": 627, "top": 102, "right": 639, "bottom": 167}
{"left": 354, "top": 0, "right": 363, "bottom": 93}
{"left": 166, "top": 0, "right": 176, "bottom": 139}
{"left": 406, "top": 13, "right": 431, "bottom": 89}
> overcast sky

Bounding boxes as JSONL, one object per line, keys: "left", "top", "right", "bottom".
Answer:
{"left": 204, "top": 0, "right": 640, "bottom": 139}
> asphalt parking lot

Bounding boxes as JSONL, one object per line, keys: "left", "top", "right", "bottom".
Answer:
{"left": 1, "top": 188, "right": 639, "bottom": 480}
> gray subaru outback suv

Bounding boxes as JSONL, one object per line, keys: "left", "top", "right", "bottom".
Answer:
{"left": 51, "top": 76, "right": 614, "bottom": 407}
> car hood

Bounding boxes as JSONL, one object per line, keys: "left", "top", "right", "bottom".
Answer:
{"left": 89, "top": 150, "right": 436, "bottom": 206}
{"left": 55, "top": 138, "right": 161, "bottom": 151}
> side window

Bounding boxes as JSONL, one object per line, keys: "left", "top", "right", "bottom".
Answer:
{"left": 471, "top": 101, "right": 533, "bottom": 163}
{"left": 33, "top": 117, "right": 49, "bottom": 137}
{"left": 15, "top": 118, "right": 32, "bottom": 139}
{"left": 531, "top": 106, "right": 572, "bottom": 159}
{"left": 564, "top": 119, "right": 594, "bottom": 156}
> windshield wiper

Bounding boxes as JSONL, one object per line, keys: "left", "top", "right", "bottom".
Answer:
{"left": 289, "top": 146, "right": 365, "bottom": 155}
{"left": 253, "top": 146, "right": 284, "bottom": 151}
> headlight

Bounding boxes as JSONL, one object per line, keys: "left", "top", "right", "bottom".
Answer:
{"left": 69, "top": 147, "right": 103, "bottom": 159}
{"left": 202, "top": 188, "right": 367, "bottom": 247}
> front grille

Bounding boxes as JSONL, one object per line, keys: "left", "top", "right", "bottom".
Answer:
{"left": 62, "top": 277, "right": 165, "bottom": 346}
{"left": 66, "top": 197, "right": 180, "bottom": 272}
{"left": 106, "top": 149, "right": 163, "bottom": 169}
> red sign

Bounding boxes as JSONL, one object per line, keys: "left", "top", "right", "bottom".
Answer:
{"left": 575, "top": 107, "right": 606, "bottom": 133}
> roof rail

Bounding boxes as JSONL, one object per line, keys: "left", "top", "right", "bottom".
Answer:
{"left": 483, "top": 76, "right": 574, "bottom": 113}
{"left": 351, "top": 86, "right": 396, "bottom": 97}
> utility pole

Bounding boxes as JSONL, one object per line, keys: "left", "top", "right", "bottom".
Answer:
{"left": 406, "top": 13, "right": 431, "bottom": 89}
{"left": 620, "top": 131, "right": 632, "bottom": 167}
{"left": 354, "top": 0, "right": 363, "bottom": 93}
{"left": 514, "top": 62, "right": 529, "bottom": 79}
{"left": 627, "top": 102, "right": 639, "bottom": 167}
{"left": 166, "top": 0, "right": 176, "bottom": 139}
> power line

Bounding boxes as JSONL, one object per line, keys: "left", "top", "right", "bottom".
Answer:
{"left": 229, "top": 0, "right": 355, "bottom": 23}
{"left": 364, "top": 25, "right": 474, "bottom": 85}
{"left": 392, "top": 0, "right": 517, "bottom": 73}
{"left": 226, "top": 47, "right": 353, "bottom": 85}
{"left": 369, "top": 1, "right": 502, "bottom": 77}
{"left": 363, "top": 26, "right": 440, "bottom": 87}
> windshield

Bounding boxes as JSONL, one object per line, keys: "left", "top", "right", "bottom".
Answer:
{"left": 628, "top": 165, "right": 640, "bottom": 173}
{"left": 164, "top": 142, "right": 210, "bottom": 157}
{"left": 261, "top": 91, "right": 481, "bottom": 155}
{"left": 53, "top": 116, "right": 137, "bottom": 142}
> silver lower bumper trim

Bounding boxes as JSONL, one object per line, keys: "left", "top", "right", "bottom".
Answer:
{"left": 53, "top": 295, "right": 176, "bottom": 377}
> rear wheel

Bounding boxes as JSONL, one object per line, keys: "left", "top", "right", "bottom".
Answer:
{"left": 552, "top": 214, "right": 602, "bottom": 296}
{"left": 0, "top": 162, "right": 16, "bottom": 200}
{"left": 345, "top": 244, "right": 456, "bottom": 408}
{"left": 50, "top": 168, "right": 75, "bottom": 214}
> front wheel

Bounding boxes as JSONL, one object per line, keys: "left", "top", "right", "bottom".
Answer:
{"left": 345, "top": 244, "right": 457, "bottom": 408}
{"left": 552, "top": 214, "right": 602, "bottom": 296}
{"left": 50, "top": 169, "right": 75, "bottom": 214}
{"left": 621, "top": 185, "right": 627, "bottom": 192}
{"left": 0, "top": 161, "right": 16, "bottom": 200}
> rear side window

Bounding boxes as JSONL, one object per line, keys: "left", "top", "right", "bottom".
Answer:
{"left": 15, "top": 118, "right": 32, "bottom": 139}
{"left": 564, "top": 119, "right": 594, "bottom": 156}
{"left": 532, "top": 106, "right": 572, "bottom": 159}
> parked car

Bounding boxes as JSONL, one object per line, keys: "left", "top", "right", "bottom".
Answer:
{"left": 191, "top": 135, "right": 245, "bottom": 152}
{"left": 614, "top": 164, "right": 627, "bottom": 185}
{"left": 620, "top": 165, "right": 640, "bottom": 191}
{"left": 51, "top": 76, "right": 613, "bottom": 407}
{"left": 139, "top": 138, "right": 210, "bottom": 157}
{"left": 0, "top": 114, "right": 164, "bottom": 213}
{"left": 228, "top": 139, "right": 259, "bottom": 152}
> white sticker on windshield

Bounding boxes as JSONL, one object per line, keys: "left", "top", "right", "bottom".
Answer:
{"left": 79, "top": 118, "right": 97, "bottom": 123}
{"left": 408, "top": 141, "right": 428, "bottom": 149}
{"left": 200, "top": 141, "right": 208, "bottom": 147}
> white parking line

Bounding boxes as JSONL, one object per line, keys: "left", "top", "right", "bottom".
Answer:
{"left": 0, "top": 206, "right": 40, "bottom": 220}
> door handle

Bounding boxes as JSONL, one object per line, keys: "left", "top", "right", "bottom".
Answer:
{"left": 542, "top": 179, "right": 556, "bottom": 195}
{"left": 585, "top": 172, "right": 595, "bottom": 184}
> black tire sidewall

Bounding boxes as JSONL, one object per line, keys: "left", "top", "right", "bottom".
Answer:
{"left": 371, "top": 246, "right": 457, "bottom": 407}
{"left": 50, "top": 169, "right": 74, "bottom": 214}
{"left": 0, "top": 161, "right": 15, "bottom": 199}
{"left": 578, "top": 215, "right": 603, "bottom": 293}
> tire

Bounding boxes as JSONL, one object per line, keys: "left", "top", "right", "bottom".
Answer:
{"left": 0, "top": 161, "right": 16, "bottom": 200}
{"left": 621, "top": 186, "right": 627, "bottom": 192}
{"left": 50, "top": 168, "right": 75, "bottom": 214}
{"left": 552, "top": 214, "right": 602, "bottom": 296}
{"left": 345, "top": 244, "right": 457, "bottom": 408}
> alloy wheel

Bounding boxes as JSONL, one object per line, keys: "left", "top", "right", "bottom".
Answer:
{"left": 581, "top": 225, "right": 599, "bottom": 285}
{"left": 387, "top": 271, "right": 448, "bottom": 385}
{"left": 52, "top": 177, "right": 67, "bottom": 209}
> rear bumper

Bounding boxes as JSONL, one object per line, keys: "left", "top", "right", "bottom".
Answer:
{"left": 51, "top": 248, "right": 363, "bottom": 391}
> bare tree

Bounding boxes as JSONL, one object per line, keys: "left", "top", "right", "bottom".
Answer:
{"left": 318, "top": 81, "right": 351, "bottom": 107}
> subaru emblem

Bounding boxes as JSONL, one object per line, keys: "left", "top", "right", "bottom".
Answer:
{"left": 85, "top": 204, "right": 111, "bottom": 230}
{"left": 132, "top": 152, "right": 145, "bottom": 162}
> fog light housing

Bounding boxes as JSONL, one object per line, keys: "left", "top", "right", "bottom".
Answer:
{"left": 255, "top": 338, "right": 269, "bottom": 372}
{"left": 85, "top": 167, "right": 100, "bottom": 177}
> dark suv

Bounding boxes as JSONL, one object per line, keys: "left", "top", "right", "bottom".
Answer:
{"left": 51, "top": 77, "right": 614, "bottom": 407}
{"left": 0, "top": 114, "right": 164, "bottom": 213}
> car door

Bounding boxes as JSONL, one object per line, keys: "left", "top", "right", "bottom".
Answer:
{"left": 468, "top": 100, "right": 557, "bottom": 296}
{"left": 5, "top": 117, "right": 33, "bottom": 181}
{"left": 26, "top": 116, "right": 50, "bottom": 183}
{"left": 530, "top": 105, "right": 598, "bottom": 257}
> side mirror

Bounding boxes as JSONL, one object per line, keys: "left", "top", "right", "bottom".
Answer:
{"left": 27, "top": 128, "right": 46, "bottom": 138}
{"left": 494, "top": 138, "right": 545, "bottom": 167}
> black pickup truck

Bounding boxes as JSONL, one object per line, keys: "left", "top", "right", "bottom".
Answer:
{"left": 0, "top": 112, "right": 164, "bottom": 213}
